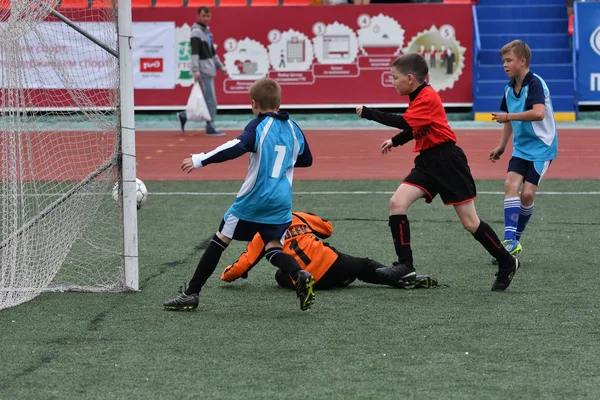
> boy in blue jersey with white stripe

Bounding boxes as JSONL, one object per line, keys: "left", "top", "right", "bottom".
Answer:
{"left": 489, "top": 40, "right": 558, "bottom": 263}
{"left": 164, "top": 78, "right": 315, "bottom": 311}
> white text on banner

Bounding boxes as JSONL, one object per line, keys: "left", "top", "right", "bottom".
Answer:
{"left": 0, "top": 22, "right": 116, "bottom": 89}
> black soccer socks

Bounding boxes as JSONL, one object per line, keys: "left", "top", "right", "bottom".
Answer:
{"left": 472, "top": 220, "right": 512, "bottom": 266}
{"left": 186, "top": 234, "right": 228, "bottom": 295}
{"left": 389, "top": 214, "right": 413, "bottom": 266}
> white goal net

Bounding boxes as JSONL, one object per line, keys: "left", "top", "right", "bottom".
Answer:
{"left": 0, "top": 0, "right": 136, "bottom": 310}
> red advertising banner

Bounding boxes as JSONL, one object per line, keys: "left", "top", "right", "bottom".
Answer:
{"left": 3, "top": 4, "right": 471, "bottom": 109}
{"left": 134, "top": 4, "right": 472, "bottom": 108}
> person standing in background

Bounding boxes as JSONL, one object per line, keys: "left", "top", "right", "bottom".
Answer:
{"left": 566, "top": 0, "right": 575, "bottom": 50}
{"left": 178, "top": 6, "right": 228, "bottom": 136}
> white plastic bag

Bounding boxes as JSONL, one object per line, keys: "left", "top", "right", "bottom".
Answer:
{"left": 185, "top": 83, "right": 211, "bottom": 122}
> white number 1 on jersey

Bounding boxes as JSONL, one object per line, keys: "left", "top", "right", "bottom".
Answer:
{"left": 271, "top": 145, "right": 286, "bottom": 178}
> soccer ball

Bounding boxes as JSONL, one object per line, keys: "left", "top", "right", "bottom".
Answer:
{"left": 112, "top": 178, "right": 148, "bottom": 210}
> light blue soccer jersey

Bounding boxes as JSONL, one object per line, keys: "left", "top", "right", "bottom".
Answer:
{"left": 191, "top": 112, "right": 311, "bottom": 224}
{"left": 500, "top": 71, "right": 558, "bottom": 162}
{"left": 190, "top": 111, "right": 311, "bottom": 225}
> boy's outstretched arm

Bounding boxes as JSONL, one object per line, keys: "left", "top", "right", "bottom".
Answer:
{"left": 183, "top": 120, "right": 261, "bottom": 172}
{"left": 358, "top": 106, "right": 412, "bottom": 130}
{"left": 221, "top": 233, "right": 266, "bottom": 282}
{"left": 187, "top": 138, "right": 252, "bottom": 171}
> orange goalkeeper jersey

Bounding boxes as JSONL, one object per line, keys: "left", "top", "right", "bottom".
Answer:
{"left": 221, "top": 212, "right": 339, "bottom": 283}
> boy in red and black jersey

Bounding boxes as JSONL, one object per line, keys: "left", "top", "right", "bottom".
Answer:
{"left": 356, "top": 53, "right": 520, "bottom": 292}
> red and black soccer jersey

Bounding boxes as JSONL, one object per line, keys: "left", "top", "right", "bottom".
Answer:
{"left": 361, "top": 83, "right": 457, "bottom": 152}
{"left": 403, "top": 85, "right": 456, "bottom": 152}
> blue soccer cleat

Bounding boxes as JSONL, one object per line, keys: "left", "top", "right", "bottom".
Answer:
{"left": 491, "top": 239, "right": 522, "bottom": 265}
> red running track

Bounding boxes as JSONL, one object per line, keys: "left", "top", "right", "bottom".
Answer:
{"left": 135, "top": 129, "right": 600, "bottom": 181}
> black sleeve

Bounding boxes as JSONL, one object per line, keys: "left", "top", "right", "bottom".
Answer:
{"left": 361, "top": 106, "right": 412, "bottom": 130}
{"left": 391, "top": 129, "right": 414, "bottom": 147}
{"left": 525, "top": 77, "right": 546, "bottom": 109}
{"left": 294, "top": 128, "right": 313, "bottom": 168}
{"left": 196, "top": 140, "right": 249, "bottom": 167}
{"left": 292, "top": 212, "right": 328, "bottom": 239}
{"left": 193, "top": 120, "right": 259, "bottom": 167}
{"left": 500, "top": 95, "right": 508, "bottom": 112}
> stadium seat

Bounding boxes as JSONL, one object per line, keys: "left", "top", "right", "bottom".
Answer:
{"left": 91, "top": 0, "right": 115, "bottom": 7}
{"left": 218, "top": 0, "right": 247, "bottom": 6}
{"left": 131, "top": 0, "right": 151, "bottom": 6}
{"left": 59, "top": 0, "right": 90, "bottom": 8}
{"left": 154, "top": 0, "right": 182, "bottom": 6}
{"left": 282, "top": 0, "right": 310, "bottom": 5}
{"left": 186, "top": 0, "right": 214, "bottom": 5}
{"left": 251, "top": 0, "right": 279, "bottom": 5}
{"left": 91, "top": 0, "right": 151, "bottom": 6}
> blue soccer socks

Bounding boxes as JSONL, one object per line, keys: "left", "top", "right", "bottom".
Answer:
{"left": 504, "top": 197, "right": 520, "bottom": 240}
{"left": 516, "top": 203, "right": 534, "bottom": 241}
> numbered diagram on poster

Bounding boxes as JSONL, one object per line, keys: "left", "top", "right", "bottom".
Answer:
{"left": 403, "top": 25, "right": 465, "bottom": 92}
{"left": 312, "top": 22, "right": 359, "bottom": 65}
{"left": 223, "top": 38, "right": 269, "bottom": 80}
{"left": 267, "top": 29, "right": 314, "bottom": 72}
{"left": 357, "top": 13, "right": 404, "bottom": 56}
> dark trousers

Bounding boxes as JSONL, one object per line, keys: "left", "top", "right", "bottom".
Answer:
{"left": 275, "top": 253, "right": 387, "bottom": 290}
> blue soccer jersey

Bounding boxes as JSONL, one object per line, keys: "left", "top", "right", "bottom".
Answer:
{"left": 500, "top": 71, "right": 558, "bottom": 162}
{"left": 191, "top": 111, "right": 312, "bottom": 225}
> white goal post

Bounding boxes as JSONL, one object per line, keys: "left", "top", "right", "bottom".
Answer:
{"left": 0, "top": 0, "right": 138, "bottom": 310}
{"left": 117, "top": 0, "right": 139, "bottom": 292}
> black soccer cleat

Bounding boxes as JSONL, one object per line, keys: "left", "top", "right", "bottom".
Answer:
{"left": 295, "top": 270, "right": 315, "bottom": 311}
{"left": 402, "top": 275, "right": 439, "bottom": 289}
{"left": 163, "top": 285, "right": 198, "bottom": 311}
{"left": 376, "top": 262, "right": 417, "bottom": 287}
{"left": 492, "top": 256, "right": 520, "bottom": 292}
{"left": 177, "top": 111, "right": 187, "bottom": 134}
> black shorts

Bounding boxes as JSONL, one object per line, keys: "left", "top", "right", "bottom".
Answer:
{"left": 315, "top": 252, "right": 357, "bottom": 289}
{"left": 403, "top": 142, "right": 477, "bottom": 205}
{"left": 274, "top": 247, "right": 355, "bottom": 290}
{"left": 218, "top": 216, "right": 290, "bottom": 244}
{"left": 507, "top": 156, "right": 552, "bottom": 186}
{"left": 274, "top": 252, "right": 387, "bottom": 290}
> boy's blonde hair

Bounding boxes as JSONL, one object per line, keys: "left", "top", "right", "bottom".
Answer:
{"left": 500, "top": 40, "right": 531, "bottom": 67}
{"left": 250, "top": 78, "right": 281, "bottom": 110}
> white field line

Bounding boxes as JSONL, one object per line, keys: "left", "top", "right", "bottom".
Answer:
{"left": 3, "top": 190, "right": 599, "bottom": 198}
{"left": 133, "top": 125, "right": 600, "bottom": 132}
{"left": 149, "top": 191, "right": 600, "bottom": 196}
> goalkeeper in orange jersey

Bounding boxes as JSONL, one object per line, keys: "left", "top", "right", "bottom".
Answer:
{"left": 221, "top": 212, "right": 439, "bottom": 290}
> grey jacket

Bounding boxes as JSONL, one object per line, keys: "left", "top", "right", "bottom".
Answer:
{"left": 190, "top": 22, "right": 224, "bottom": 78}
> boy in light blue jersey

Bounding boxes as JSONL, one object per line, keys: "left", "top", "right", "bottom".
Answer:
{"left": 164, "top": 77, "right": 315, "bottom": 311}
{"left": 489, "top": 40, "right": 558, "bottom": 262}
